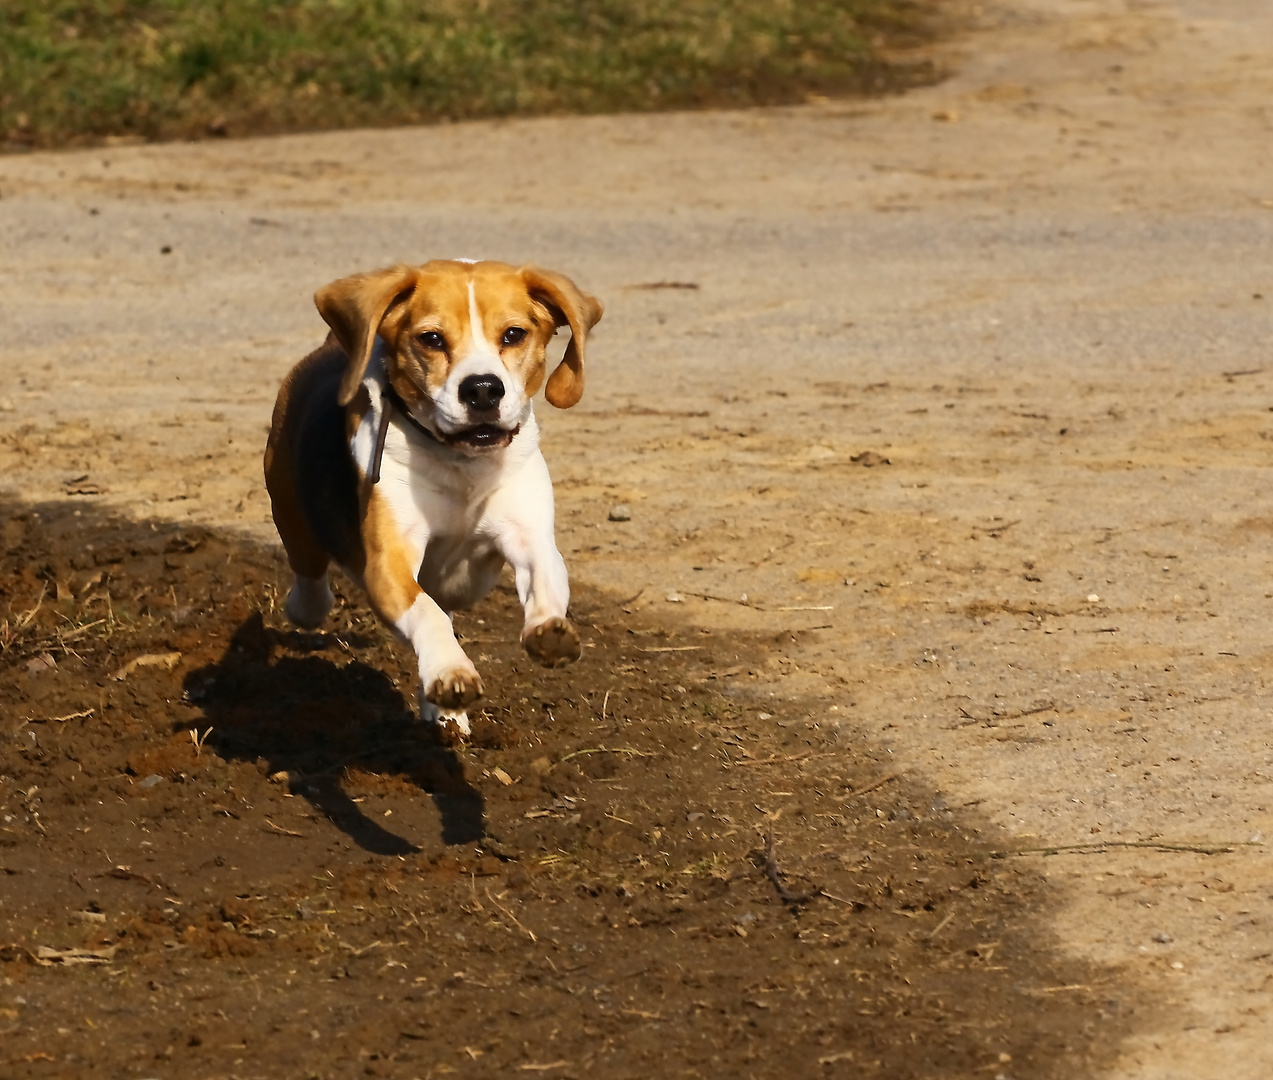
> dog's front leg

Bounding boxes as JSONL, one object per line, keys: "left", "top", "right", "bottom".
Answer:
{"left": 362, "top": 506, "right": 484, "bottom": 711}
{"left": 512, "top": 540, "right": 581, "bottom": 667}
{"left": 495, "top": 525, "right": 581, "bottom": 670}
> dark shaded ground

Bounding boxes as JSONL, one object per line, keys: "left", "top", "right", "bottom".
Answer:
{"left": 1, "top": 500, "right": 1143, "bottom": 1079}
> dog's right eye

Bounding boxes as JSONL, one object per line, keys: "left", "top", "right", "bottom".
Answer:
{"left": 418, "top": 331, "right": 446, "bottom": 350}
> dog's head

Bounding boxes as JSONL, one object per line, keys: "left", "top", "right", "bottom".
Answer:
{"left": 316, "top": 259, "right": 603, "bottom": 452}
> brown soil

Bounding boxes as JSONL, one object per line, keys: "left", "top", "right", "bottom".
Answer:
{"left": 1, "top": 501, "right": 1134, "bottom": 1078}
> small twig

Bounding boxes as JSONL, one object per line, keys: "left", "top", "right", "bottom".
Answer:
{"left": 57, "top": 619, "right": 107, "bottom": 643}
{"left": 485, "top": 887, "right": 537, "bottom": 942}
{"left": 556, "top": 746, "right": 656, "bottom": 766}
{"left": 954, "top": 702, "right": 1054, "bottom": 727}
{"left": 763, "top": 834, "right": 819, "bottom": 905}
{"left": 773, "top": 605, "right": 834, "bottom": 612}
{"left": 843, "top": 773, "right": 900, "bottom": 800}
{"left": 680, "top": 590, "right": 758, "bottom": 608}
{"left": 926, "top": 910, "right": 956, "bottom": 939}
{"left": 617, "top": 586, "right": 646, "bottom": 607}
{"left": 990, "top": 839, "right": 1259, "bottom": 858}
{"left": 600, "top": 689, "right": 611, "bottom": 725}
{"left": 732, "top": 750, "right": 816, "bottom": 768}
{"left": 640, "top": 644, "right": 702, "bottom": 653}
{"left": 47, "top": 709, "right": 94, "bottom": 724}
{"left": 58, "top": 644, "right": 86, "bottom": 665}
{"left": 972, "top": 519, "right": 1021, "bottom": 534}
{"left": 15, "top": 592, "right": 45, "bottom": 633}
{"left": 265, "top": 819, "right": 304, "bottom": 838}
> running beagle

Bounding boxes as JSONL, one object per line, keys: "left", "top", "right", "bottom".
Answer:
{"left": 264, "top": 259, "right": 603, "bottom": 738}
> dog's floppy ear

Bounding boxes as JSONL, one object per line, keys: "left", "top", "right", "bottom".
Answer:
{"left": 522, "top": 267, "right": 603, "bottom": 409}
{"left": 315, "top": 265, "right": 419, "bottom": 406}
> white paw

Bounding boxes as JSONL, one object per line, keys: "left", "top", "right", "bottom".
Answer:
{"left": 421, "top": 659, "right": 484, "bottom": 709}
{"left": 523, "top": 616, "right": 581, "bottom": 668}
{"left": 284, "top": 575, "right": 333, "bottom": 629}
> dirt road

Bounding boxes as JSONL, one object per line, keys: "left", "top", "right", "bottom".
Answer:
{"left": 4, "top": 1, "right": 1273, "bottom": 1076}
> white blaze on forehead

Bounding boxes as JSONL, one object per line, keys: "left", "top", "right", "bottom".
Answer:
{"left": 433, "top": 274, "right": 533, "bottom": 431}
{"left": 453, "top": 257, "right": 479, "bottom": 265}
{"left": 467, "top": 280, "right": 492, "bottom": 353}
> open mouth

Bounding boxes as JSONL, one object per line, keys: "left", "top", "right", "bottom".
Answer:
{"left": 443, "top": 423, "right": 518, "bottom": 450}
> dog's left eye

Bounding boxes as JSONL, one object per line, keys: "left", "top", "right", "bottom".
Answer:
{"left": 501, "top": 327, "right": 527, "bottom": 347}
{"left": 418, "top": 331, "right": 446, "bottom": 350}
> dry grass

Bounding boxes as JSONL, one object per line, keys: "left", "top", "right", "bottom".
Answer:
{"left": 1, "top": 580, "right": 128, "bottom": 666}
{"left": 1, "top": 0, "right": 940, "bottom": 150}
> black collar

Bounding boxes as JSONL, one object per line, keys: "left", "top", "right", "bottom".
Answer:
{"left": 367, "top": 381, "right": 439, "bottom": 485}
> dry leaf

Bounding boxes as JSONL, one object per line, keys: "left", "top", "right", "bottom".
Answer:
{"left": 111, "top": 651, "right": 182, "bottom": 680}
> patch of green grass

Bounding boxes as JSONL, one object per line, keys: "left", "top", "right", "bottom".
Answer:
{"left": 0, "top": 1, "right": 939, "bottom": 149}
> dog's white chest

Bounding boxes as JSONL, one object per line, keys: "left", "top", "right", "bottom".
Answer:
{"left": 356, "top": 407, "right": 549, "bottom": 611}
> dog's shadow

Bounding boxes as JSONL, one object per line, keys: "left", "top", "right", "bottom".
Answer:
{"left": 181, "top": 612, "right": 484, "bottom": 853}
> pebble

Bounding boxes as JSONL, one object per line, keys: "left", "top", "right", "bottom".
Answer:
{"left": 137, "top": 774, "right": 164, "bottom": 789}
{"left": 1152, "top": 931, "right": 1173, "bottom": 944}
{"left": 608, "top": 504, "right": 631, "bottom": 522}
{"left": 1086, "top": 593, "right": 1101, "bottom": 603}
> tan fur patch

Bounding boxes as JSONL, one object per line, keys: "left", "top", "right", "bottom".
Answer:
{"left": 360, "top": 487, "right": 424, "bottom": 623}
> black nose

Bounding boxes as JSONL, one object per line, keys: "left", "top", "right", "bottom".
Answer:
{"left": 458, "top": 374, "right": 505, "bottom": 412}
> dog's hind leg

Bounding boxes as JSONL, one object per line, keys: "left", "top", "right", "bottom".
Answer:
{"left": 273, "top": 523, "right": 334, "bottom": 629}
{"left": 266, "top": 416, "right": 337, "bottom": 630}
{"left": 285, "top": 574, "right": 334, "bottom": 630}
